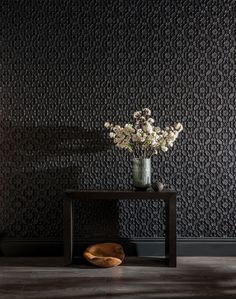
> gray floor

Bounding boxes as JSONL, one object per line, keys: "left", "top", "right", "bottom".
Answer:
{"left": 0, "top": 257, "right": 236, "bottom": 299}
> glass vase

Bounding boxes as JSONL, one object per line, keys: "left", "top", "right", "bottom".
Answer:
{"left": 133, "top": 158, "right": 151, "bottom": 190}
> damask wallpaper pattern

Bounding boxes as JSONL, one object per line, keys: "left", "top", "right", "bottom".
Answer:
{"left": 1, "top": 0, "right": 236, "bottom": 240}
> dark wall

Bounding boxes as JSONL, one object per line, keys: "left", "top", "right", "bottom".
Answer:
{"left": 1, "top": 0, "right": 236, "bottom": 246}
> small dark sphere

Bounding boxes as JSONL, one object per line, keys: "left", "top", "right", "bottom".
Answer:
{"left": 152, "top": 182, "right": 164, "bottom": 192}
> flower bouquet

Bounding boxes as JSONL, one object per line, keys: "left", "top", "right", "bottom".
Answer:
{"left": 105, "top": 108, "right": 183, "bottom": 189}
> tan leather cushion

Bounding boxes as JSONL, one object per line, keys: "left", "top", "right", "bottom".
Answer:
{"left": 83, "top": 243, "right": 125, "bottom": 268}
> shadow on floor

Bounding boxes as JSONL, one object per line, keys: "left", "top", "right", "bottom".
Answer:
{"left": 0, "top": 257, "right": 236, "bottom": 299}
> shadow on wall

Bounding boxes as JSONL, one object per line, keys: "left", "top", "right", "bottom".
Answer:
{"left": 0, "top": 126, "right": 123, "bottom": 247}
{"left": 1, "top": 126, "right": 112, "bottom": 159}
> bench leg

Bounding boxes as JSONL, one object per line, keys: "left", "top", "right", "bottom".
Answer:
{"left": 165, "top": 195, "right": 176, "bottom": 267}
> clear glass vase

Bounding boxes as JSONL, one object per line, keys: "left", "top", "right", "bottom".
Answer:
{"left": 133, "top": 158, "right": 151, "bottom": 190}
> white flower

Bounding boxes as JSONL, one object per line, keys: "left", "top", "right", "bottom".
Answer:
{"left": 109, "top": 132, "right": 116, "bottom": 138}
{"left": 175, "top": 122, "right": 183, "bottom": 132}
{"left": 114, "top": 137, "right": 123, "bottom": 144}
{"left": 135, "top": 135, "right": 142, "bottom": 142}
{"left": 140, "top": 134, "right": 147, "bottom": 142}
{"left": 104, "top": 122, "right": 110, "bottom": 128}
{"left": 148, "top": 118, "right": 155, "bottom": 124}
{"left": 133, "top": 111, "right": 142, "bottom": 118}
{"left": 163, "top": 131, "right": 168, "bottom": 137}
{"left": 154, "top": 126, "right": 161, "bottom": 133}
{"left": 143, "top": 108, "right": 151, "bottom": 116}
{"left": 132, "top": 134, "right": 138, "bottom": 142}
{"left": 168, "top": 131, "right": 176, "bottom": 139}
{"left": 124, "top": 123, "right": 135, "bottom": 133}
{"left": 143, "top": 122, "right": 153, "bottom": 134}
{"left": 151, "top": 140, "right": 158, "bottom": 147}
{"left": 113, "top": 125, "right": 121, "bottom": 132}
{"left": 161, "top": 145, "right": 168, "bottom": 152}
{"left": 134, "top": 132, "right": 146, "bottom": 143}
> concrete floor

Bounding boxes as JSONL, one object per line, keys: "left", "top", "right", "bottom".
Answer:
{"left": 0, "top": 257, "right": 236, "bottom": 298}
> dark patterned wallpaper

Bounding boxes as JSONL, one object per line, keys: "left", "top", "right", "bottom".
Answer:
{"left": 1, "top": 0, "right": 236, "bottom": 240}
